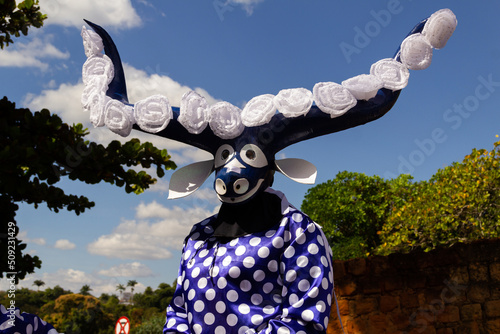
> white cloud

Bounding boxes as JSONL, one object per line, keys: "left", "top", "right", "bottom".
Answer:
{"left": 54, "top": 239, "right": 76, "bottom": 250}
{"left": 87, "top": 202, "right": 217, "bottom": 260}
{"left": 40, "top": 0, "right": 141, "bottom": 29}
{"left": 228, "top": 0, "right": 264, "bottom": 15}
{"left": 17, "top": 231, "right": 46, "bottom": 246}
{"left": 98, "top": 262, "right": 154, "bottom": 277}
{"left": 0, "top": 36, "right": 69, "bottom": 70}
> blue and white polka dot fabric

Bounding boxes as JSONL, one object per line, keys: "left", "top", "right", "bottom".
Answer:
{"left": 164, "top": 191, "right": 334, "bottom": 334}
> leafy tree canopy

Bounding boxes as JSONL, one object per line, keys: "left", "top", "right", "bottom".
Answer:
{"left": 0, "top": 0, "right": 46, "bottom": 49}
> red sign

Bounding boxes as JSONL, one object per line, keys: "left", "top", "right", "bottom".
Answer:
{"left": 115, "top": 316, "right": 130, "bottom": 334}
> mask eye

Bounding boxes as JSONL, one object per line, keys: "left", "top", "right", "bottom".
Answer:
{"left": 215, "top": 144, "right": 235, "bottom": 168}
{"left": 241, "top": 144, "right": 267, "bottom": 168}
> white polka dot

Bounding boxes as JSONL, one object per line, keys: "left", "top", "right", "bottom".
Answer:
{"left": 187, "top": 289, "right": 196, "bottom": 300}
{"left": 253, "top": 270, "right": 265, "bottom": 282}
{"left": 265, "top": 229, "right": 276, "bottom": 238}
{"left": 183, "top": 279, "right": 190, "bottom": 290}
{"left": 298, "top": 279, "right": 310, "bottom": 292}
{"left": 277, "top": 326, "right": 290, "bottom": 334}
{"left": 183, "top": 249, "right": 192, "bottom": 261}
{"left": 302, "top": 309, "right": 314, "bottom": 322}
{"left": 173, "top": 296, "right": 184, "bottom": 307}
{"left": 206, "top": 288, "right": 216, "bottom": 301}
{"left": 204, "top": 312, "right": 215, "bottom": 325}
{"left": 167, "top": 318, "right": 176, "bottom": 327}
{"left": 316, "top": 301, "right": 326, "bottom": 313}
{"left": 222, "top": 255, "right": 232, "bottom": 266}
{"left": 289, "top": 293, "right": 299, "bottom": 305}
{"left": 193, "top": 324, "right": 202, "bottom": 334}
{"left": 308, "top": 287, "right": 319, "bottom": 298}
{"left": 187, "top": 259, "right": 195, "bottom": 269}
{"left": 215, "top": 326, "right": 226, "bottom": 334}
{"left": 263, "top": 283, "right": 274, "bottom": 293}
{"left": 280, "top": 217, "right": 288, "bottom": 226}
{"left": 251, "top": 294, "right": 263, "bottom": 305}
{"left": 308, "top": 224, "right": 316, "bottom": 233}
{"left": 229, "top": 266, "right": 241, "bottom": 278}
{"left": 191, "top": 234, "right": 201, "bottom": 243}
{"left": 240, "top": 280, "right": 252, "bottom": 292}
{"left": 297, "top": 256, "right": 308, "bottom": 268}
{"left": 177, "top": 324, "right": 189, "bottom": 332}
{"left": 292, "top": 213, "right": 303, "bottom": 222}
{"left": 203, "top": 257, "right": 213, "bottom": 267}
{"left": 227, "top": 290, "right": 239, "bottom": 302}
{"left": 235, "top": 245, "right": 246, "bottom": 256}
{"left": 321, "top": 256, "right": 329, "bottom": 267}
{"left": 272, "top": 237, "right": 284, "bottom": 248}
{"left": 317, "top": 235, "right": 324, "bottom": 246}
{"left": 191, "top": 267, "right": 200, "bottom": 278}
{"left": 263, "top": 305, "right": 275, "bottom": 314}
{"left": 198, "top": 277, "right": 207, "bottom": 289}
{"left": 198, "top": 249, "right": 209, "bottom": 258}
{"left": 229, "top": 238, "right": 239, "bottom": 247}
{"left": 328, "top": 293, "right": 332, "bottom": 306}
{"left": 296, "top": 232, "right": 307, "bottom": 245}
{"left": 218, "top": 277, "right": 227, "bottom": 289}
{"left": 322, "top": 278, "right": 329, "bottom": 289}
{"left": 284, "top": 246, "right": 295, "bottom": 258}
{"left": 284, "top": 231, "right": 292, "bottom": 242}
{"left": 249, "top": 237, "right": 261, "bottom": 246}
{"left": 243, "top": 256, "right": 255, "bottom": 268}
{"left": 258, "top": 247, "right": 270, "bottom": 258}
{"left": 310, "top": 266, "right": 322, "bottom": 278}
{"left": 194, "top": 300, "right": 205, "bottom": 312}
{"left": 216, "top": 301, "right": 226, "bottom": 313}
{"left": 251, "top": 314, "right": 263, "bottom": 325}
{"left": 268, "top": 260, "right": 278, "bottom": 272}
{"left": 307, "top": 243, "right": 319, "bottom": 255}
{"left": 238, "top": 326, "right": 250, "bottom": 334}
{"left": 227, "top": 314, "right": 238, "bottom": 326}
{"left": 217, "top": 247, "right": 227, "bottom": 256}
{"left": 285, "top": 269, "right": 297, "bottom": 282}
{"left": 210, "top": 266, "right": 220, "bottom": 277}
{"left": 238, "top": 303, "right": 250, "bottom": 314}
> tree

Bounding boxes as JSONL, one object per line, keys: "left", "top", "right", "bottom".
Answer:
{"left": 116, "top": 283, "right": 126, "bottom": 298}
{"left": 33, "top": 279, "right": 45, "bottom": 291}
{"left": 0, "top": 0, "right": 46, "bottom": 49}
{"left": 127, "top": 280, "right": 138, "bottom": 303}
{"left": 79, "top": 285, "right": 92, "bottom": 296}
{"left": 301, "top": 171, "right": 414, "bottom": 260}
{"left": 377, "top": 139, "right": 500, "bottom": 255}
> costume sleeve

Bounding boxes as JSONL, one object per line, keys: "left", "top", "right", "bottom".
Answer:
{"left": 0, "top": 305, "right": 59, "bottom": 333}
{"left": 164, "top": 243, "right": 191, "bottom": 334}
{"left": 257, "top": 216, "right": 334, "bottom": 334}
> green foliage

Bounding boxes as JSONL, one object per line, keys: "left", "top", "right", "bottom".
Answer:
{"left": 377, "top": 140, "right": 500, "bottom": 255}
{"left": 0, "top": 97, "right": 176, "bottom": 281}
{"left": 301, "top": 171, "right": 414, "bottom": 260}
{"left": 0, "top": 0, "right": 46, "bottom": 48}
{"left": 134, "top": 314, "right": 166, "bottom": 334}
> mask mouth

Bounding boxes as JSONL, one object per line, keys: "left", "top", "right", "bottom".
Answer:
{"left": 216, "top": 179, "right": 264, "bottom": 204}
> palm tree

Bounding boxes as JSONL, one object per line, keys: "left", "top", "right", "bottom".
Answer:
{"left": 79, "top": 284, "right": 92, "bottom": 295}
{"left": 33, "top": 280, "right": 45, "bottom": 291}
{"left": 127, "top": 280, "right": 138, "bottom": 303}
{"left": 116, "top": 283, "right": 126, "bottom": 299}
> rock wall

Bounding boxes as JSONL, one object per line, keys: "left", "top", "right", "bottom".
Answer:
{"left": 326, "top": 239, "right": 500, "bottom": 334}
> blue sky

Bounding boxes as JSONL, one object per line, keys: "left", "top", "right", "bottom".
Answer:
{"left": 2, "top": 0, "right": 500, "bottom": 297}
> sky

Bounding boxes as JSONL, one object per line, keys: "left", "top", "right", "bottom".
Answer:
{"left": 1, "top": 0, "right": 500, "bottom": 299}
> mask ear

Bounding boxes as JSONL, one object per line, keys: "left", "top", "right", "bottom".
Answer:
{"left": 275, "top": 158, "right": 317, "bottom": 184}
{"left": 168, "top": 160, "right": 214, "bottom": 199}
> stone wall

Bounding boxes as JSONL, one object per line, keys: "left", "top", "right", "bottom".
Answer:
{"left": 326, "top": 239, "right": 500, "bottom": 334}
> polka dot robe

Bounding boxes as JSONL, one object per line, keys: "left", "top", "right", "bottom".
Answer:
{"left": 164, "top": 191, "right": 334, "bottom": 334}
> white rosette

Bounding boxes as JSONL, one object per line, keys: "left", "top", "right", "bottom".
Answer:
{"left": 241, "top": 94, "right": 276, "bottom": 127}
{"left": 81, "top": 75, "right": 109, "bottom": 127}
{"left": 400, "top": 33, "right": 433, "bottom": 70}
{"left": 209, "top": 101, "right": 244, "bottom": 139}
{"left": 81, "top": 26, "right": 104, "bottom": 57}
{"left": 104, "top": 100, "right": 134, "bottom": 137}
{"left": 179, "top": 91, "right": 209, "bottom": 134}
{"left": 370, "top": 58, "right": 410, "bottom": 91}
{"left": 313, "top": 82, "right": 357, "bottom": 118}
{"left": 274, "top": 88, "right": 313, "bottom": 118}
{"left": 422, "top": 8, "right": 457, "bottom": 49}
{"left": 342, "top": 74, "right": 384, "bottom": 101}
{"left": 82, "top": 55, "right": 114, "bottom": 86}
{"left": 134, "top": 95, "right": 173, "bottom": 133}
